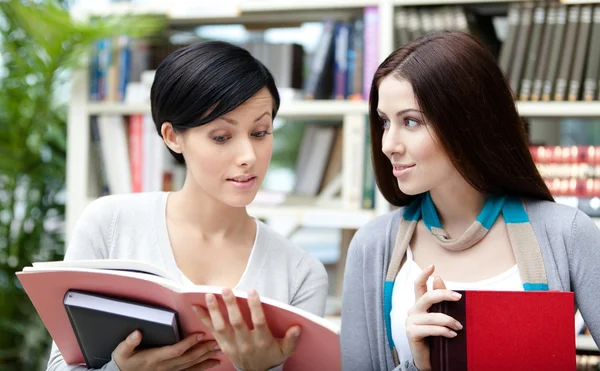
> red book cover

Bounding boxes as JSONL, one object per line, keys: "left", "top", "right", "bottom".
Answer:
{"left": 429, "top": 290, "right": 576, "bottom": 371}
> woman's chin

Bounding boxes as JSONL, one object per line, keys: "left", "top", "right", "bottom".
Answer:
{"left": 397, "top": 181, "right": 426, "bottom": 196}
{"left": 222, "top": 192, "right": 260, "bottom": 209}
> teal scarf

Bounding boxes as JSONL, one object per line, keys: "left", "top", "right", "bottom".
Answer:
{"left": 383, "top": 192, "right": 548, "bottom": 366}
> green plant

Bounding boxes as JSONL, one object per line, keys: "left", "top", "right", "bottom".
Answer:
{"left": 0, "top": 1, "right": 164, "bottom": 369}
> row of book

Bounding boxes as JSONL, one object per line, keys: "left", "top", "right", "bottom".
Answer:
{"left": 87, "top": 7, "right": 381, "bottom": 103}
{"left": 394, "top": 5, "right": 500, "bottom": 56}
{"left": 531, "top": 145, "right": 600, "bottom": 180}
{"left": 530, "top": 145, "right": 600, "bottom": 164}
{"left": 499, "top": 2, "right": 600, "bottom": 102}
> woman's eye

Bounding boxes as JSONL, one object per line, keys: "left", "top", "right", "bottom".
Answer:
{"left": 252, "top": 131, "right": 268, "bottom": 138}
{"left": 405, "top": 118, "right": 419, "bottom": 128}
{"left": 381, "top": 118, "right": 390, "bottom": 129}
{"left": 213, "top": 135, "right": 229, "bottom": 143}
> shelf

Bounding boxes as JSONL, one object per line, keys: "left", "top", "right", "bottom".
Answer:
{"left": 88, "top": 101, "right": 600, "bottom": 119}
{"left": 516, "top": 102, "right": 600, "bottom": 118}
{"left": 240, "top": 0, "right": 377, "bottom": 12}
{"left": 72, "top": 1, "right": 373, "bottom": 26}
{"left": 577, "top": 335, "right": 599, "bottom": 352}
{"left": 393, "top": 0, "right": 521, "bottom": 5}
{"left": 84, "top": 196, "right": 375, "bottom": 229}
{"left": 247, "top": 204, "right": 376, "bottom": 229}
{"left": 561, "top": 0, "right": 600, "bottom": 4}
{"left": 87, "top": 100, "right": 369, "bottom": 119}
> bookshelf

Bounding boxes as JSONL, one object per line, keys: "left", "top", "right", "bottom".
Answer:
{"left": 67, "top": 0, "right": 600, "bottom": 355}
{"left": 87, "top": 100, "right": 370, "bottom": 118}
{"left": 86, "top": 100, "right": 600, "bottom": 118}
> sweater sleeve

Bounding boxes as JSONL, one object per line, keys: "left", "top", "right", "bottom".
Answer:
{"left": 340, "top": 226, "right": 419, "bottom": 371}
{"left": 340, "top": 231, "right": 376, "bottom": 371}
{"left": 567, "top": 210, "right": 600, "bottom": 346}
{"left": 45, "top": 197, "right": 122, "bottom": 371}
{"left": 289, "top": 251, "right": 329, "bottom": 317}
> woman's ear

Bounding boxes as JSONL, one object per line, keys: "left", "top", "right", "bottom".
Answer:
{"left": 161, "top": 122, "right": 183, "bottom": 154}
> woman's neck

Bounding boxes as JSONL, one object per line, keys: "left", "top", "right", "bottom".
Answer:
{"left": 167, "top": 179, "right": 253, "bottom": 242}
{"left": 428, "top": 179, "right": 485, "bottom": 237}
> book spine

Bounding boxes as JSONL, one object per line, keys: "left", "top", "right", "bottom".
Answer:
{"left": 362, "top": 7, "right": 379, "bottom": 100}
{"left": 542, "top": 4, "right": 567, "bottom": 101}
{"left": 429, "top": 291, "right": 467, "bottom": 371}
{"left": 532, "top": 3, "right": 557, "bottom": 101}
{"left": 499, "top": 3, "right": 522, "bottom": 79}
{"left": 509, "top": 2, "right": 534, "bottom": 97}
{"left": 583, "top": 5, "right": 600, "bottom": 101}
{"left": 554, "top": 5, "right": 581, "bottom": 101}
{"left": 520, "top": 3, "right": 547, "bottom": 101}
{"left": 567, "top": 5, "right": 593, "bottom": 101}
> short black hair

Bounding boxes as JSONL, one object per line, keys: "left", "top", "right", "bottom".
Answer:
{"left": 150, "top": 40, "right": 280, "bottom": 164}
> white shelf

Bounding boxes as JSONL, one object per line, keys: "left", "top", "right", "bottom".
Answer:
{"left": 517, "top": 102, "right": 600, "bottom": 118}
{"left": 87, "top": 100, "right": 369, "bottom": 119}
{"left": 73, "top": 0, "right": 372, "bottom": 25}
{"left": 577, "top": 335, "right": 599, "bottom": 352}
{"left": 247, "top": 204, "right": 376, "bottom": 229}
{"left": 394, "top": 0, "right": 522, "bottom": 5}
{"left": 84, "top": 196, "right": 376, "bottom": 229}
{"left": 88, "top": 101, "right": 600, "bottom": 119}
{"left": 561, "top": 0, "right": 600, "bottom": 4}
{"left": 240, "top": 0, "right": 377, "bottom": 12}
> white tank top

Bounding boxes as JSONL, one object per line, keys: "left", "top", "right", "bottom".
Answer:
{"left": 390, "top": 245, "right": 523, "bottom": 364}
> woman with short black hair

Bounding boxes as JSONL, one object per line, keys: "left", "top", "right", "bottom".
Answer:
{"left": 47, "top": 40, "right": 328, "bottom": 371}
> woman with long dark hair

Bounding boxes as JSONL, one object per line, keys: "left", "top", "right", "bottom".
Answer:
{"left": 341, "top": 31, "right": 599, "bottom": 370}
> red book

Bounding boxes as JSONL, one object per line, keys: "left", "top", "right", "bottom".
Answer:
{"left": 16, "top": 260, "right": 341, "bottom": 371}
{"left": 429, "top": 290, "right": 576, "bottom": 371}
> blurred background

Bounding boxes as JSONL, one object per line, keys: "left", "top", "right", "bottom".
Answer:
{"left": 1, "top": 0, "right": 600, "bottom": 370}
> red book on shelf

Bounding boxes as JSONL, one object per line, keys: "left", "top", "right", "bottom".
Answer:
{"left": 429, "top": 290, "right": 576, "bottom": 371}
{"left": 16, "top": 260, "right": 341, "bottom": 371}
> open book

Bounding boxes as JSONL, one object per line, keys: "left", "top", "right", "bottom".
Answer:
{"left": 16, "top": 259, "right": 341, "bottom": 371}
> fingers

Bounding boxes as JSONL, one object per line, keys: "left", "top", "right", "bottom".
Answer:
{"left": 151, "top": 332, "right": 204, "bottom": 364}
{"left": 168, "top": 340, "right": 221, "bottom": 371}
{"left": 414, "top": 264, "right": 435, "bottom": 301}
{"left": 408, "top": 312, "right": 463, "bottom": 331}
{"left": 406, "top": 324, "right": 458, "bottom": 342}
{"left": 222, "top": 289, "right": 250, "bottom": 341}
{"left": 411, "top": 289, "right": 462, "bottom": 314}
{"left": 432, "top": 276, "right": 446, "bottom": 290}
{"left": 185, "top": 359, "right": 221, "bottom": 371}
{"left": 279, "top": 325, "right": 302, "bottom": 357}
{"left": 112, "top": 330, "right": 142, "bottom": 363}
{"left": 247, "top": 289, "right": 269, "bottom": 334}
{"left": 193, "top": 305, "right": 214, "bottom": 332}
{"left": 205, "top": 293, "right": 228, "bottom": 333}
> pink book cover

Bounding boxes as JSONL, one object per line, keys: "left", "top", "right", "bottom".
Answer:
{"left": 16, "top": 265, "right": 341, "bottom": 370}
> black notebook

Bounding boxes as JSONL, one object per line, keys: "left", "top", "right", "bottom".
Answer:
{"left": 63, "top": 290, "right": 181, "bottom": 368}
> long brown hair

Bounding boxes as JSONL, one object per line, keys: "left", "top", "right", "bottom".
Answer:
{"left": 369, "top": 31, "right": 553, "bottom": 207}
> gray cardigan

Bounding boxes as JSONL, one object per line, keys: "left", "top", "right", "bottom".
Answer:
{"left": 341, "top": 199, "right": 600, "bottom": 371}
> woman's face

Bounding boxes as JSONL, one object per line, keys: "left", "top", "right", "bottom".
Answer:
{"left": 171, "top": 87, "right": 274, "bottom": 208}
{"left": 377, "top": 75, "right": 457, "bottom": 195}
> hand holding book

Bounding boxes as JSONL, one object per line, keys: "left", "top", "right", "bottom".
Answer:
{"left": 112, "top": 330, "right": 220, "bottom": 371}
{"left": 406, "top": 265, "right": 464, "bottom": 371}
{"left": 194, "top": 288, "right": 301, "bottom": 371}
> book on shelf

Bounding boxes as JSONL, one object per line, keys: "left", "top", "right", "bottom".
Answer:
{"left": 429, "top": 290, "right": 576, "bottom": 371}
{"left": 16, "top": 259, "right": 341, "bottom": 371}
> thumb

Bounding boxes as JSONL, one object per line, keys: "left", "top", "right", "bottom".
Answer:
{"left": 115, "top": 330, "right": 142, "bottom": 358}
{"left": 279, "top": 326, "right": 302, "bottom": 357}
{"left": 432, "top": 275, "right": 446, "bottom": 290}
